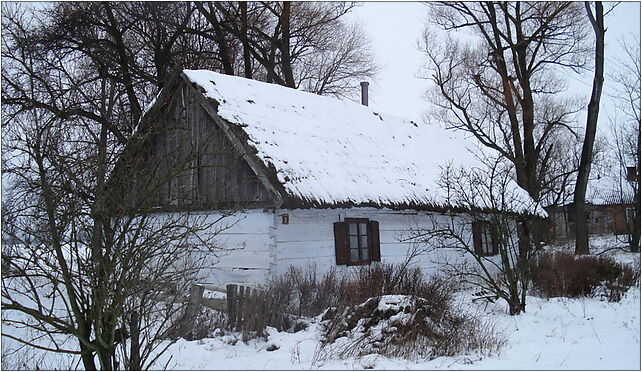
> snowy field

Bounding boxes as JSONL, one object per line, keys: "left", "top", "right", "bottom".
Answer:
{"left": 153, "top": 288, "right": 640, "bottom": 370}
{"left": 153, "top": 237, "right": 642, "bottom": 370}
{"left": 3, "top": 236, "right": 640, "bottom": 370}
{"left": 151, "top": 236, "right": 641, "bottom": 370}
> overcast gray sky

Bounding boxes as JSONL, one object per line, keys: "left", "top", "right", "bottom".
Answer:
{"left": 347, "top": 1, "right": 642, "bottom": 132}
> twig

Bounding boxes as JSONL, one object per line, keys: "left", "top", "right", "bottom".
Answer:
{"left": 595, "top": 246, "right": 629, "bottom": 257}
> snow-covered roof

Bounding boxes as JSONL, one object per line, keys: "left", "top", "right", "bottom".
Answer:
{"left": 586, "top": 175, "right": 635, "bottom": 205}
{"left": 183, "top": 70, "right": 543, "bottom": 215}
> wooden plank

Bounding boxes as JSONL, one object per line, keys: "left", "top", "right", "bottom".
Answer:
{"left": 181, "top": 73, "right": 283, "bottom": 207}
{"left": 162, "top": 82, "right": 275, "bottom": 207}
{"left": 215, "top": 134, "right": 227, "bottom": 204}
{"left": 236, "top": 285, "right": 245, "bottom": 332}
{"left": 184, "top": 284, "right": 205, "bottom": 324}
{"left": 238, "top": 161, "right": 250, "bottom": 203}
{"left": 188, "top": 89, "right": 197, "bottom": 202}
{"left": 226, "top": 284, "right": 237, "bottom": 330}
{"left": 202, "top": 298, "right": 226, "bottom": 311}
{"left": 253, "top": 289, "right": 264, "bottom": 335}
{"left": 202, "top": 138, "right": 213, "bottom": 205}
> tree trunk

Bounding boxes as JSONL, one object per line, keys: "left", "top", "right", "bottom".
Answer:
{"left": 240, "top": 2, "right": 252, "bottom": 78}
{"left": 280, "top": 2, "right": 295, "bottom": 88}
{"left": 129, "top": 311, "right": 141, "bottom": 370}
{"left": 632, "top": 186, "right": 640, "bottom": 252}
{"left": 80, "top": 339, "right": 98, "bottom": 370}
{"left": 102, "top": 3, "right": 142, "bottom": 126}
{"left": 632, "top": 132, "right": 640, "bottom": 252}
{"left": 508, "top": 297, "right": 524, "bottom": 315}
{"left": 574, "top": 2, "right": 605, "bottom": 255}
{"left": 196, "top": 3, "right": 234, "bottom": 76}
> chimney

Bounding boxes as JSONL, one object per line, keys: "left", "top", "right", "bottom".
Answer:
{"left": 360, "top": 81, "right": 369, "bottom": 106}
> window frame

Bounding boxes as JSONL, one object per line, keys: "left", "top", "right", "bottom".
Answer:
{"left": 345, "top": 218, "right": 371, "bottom": 266}
{"left": 473, "top": 220, "right": 498, "bottom": 256}
{"left": 333, "top": 218, "right": 381, "bottom": 266}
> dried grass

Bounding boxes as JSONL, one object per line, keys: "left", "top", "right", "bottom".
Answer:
{"left": 530, "top": 252, "right": 639, "bottom": 301}
{"left": 262, "top": 263, "right": 453, "bottom": 319}
{"left": 316, "top": 295, "right": 505, "bottom": 362}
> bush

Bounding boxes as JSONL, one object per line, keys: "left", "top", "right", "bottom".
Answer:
{"left": 233, "top": 263, "right": 503, "bottom": 357}
{"left": 315, "top": 295, "right": 504, "bottom": 362}
{"left": 338, "top": 264, "right": 452, "bottom": 312}
{"left": 530, "top": 252, "right": 639, "bottom": 301}
{"left": 262, "top": 263, "right": 453, "bottom": 320}
{"left": 173, "top": 307, "right": 227, "bottom": 341}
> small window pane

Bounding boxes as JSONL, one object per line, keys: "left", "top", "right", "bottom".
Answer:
{"left": 350, "top": 249, "right": 359, "bottom": 262}
{"left": 361, "top": 248, "right": 369, "bottom": 260}
{"left": 483, "top": 243, "right": 492, "bottom": 254}
{"left": 349, "top": 223, "right": 357, "bottom": 235}
{"left": 350, "top": 236, "right": 359, "bottom": 249}
{"left": 482, "top": 228, "right": 493, "bottom": 254}
{"left": 359, "top": 223, "right": 367, "bottom": 234}
{"left": 360, "top": 235, "right": 368, "bottom": 248}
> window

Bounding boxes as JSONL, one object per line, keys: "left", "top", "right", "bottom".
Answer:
{"left": 347, "top": 219, "right": 370, "bottom": 264}
{"left": 472, "top": 220, "right": 498, "bottom": 256}
{"left": 333, "top": 218, "right": 381, "bottom": 265}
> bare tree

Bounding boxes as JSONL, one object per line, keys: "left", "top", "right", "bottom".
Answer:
{"left": 1, "top": 4, "right": 231, "bottom": 369}
{"left": 609, "top": 37, "right": 641, "bottom": 252}
{"left": 420, "top": 2, "right": 589, "bottom": 203}
{"left": 34, "top": 2, "right": 233, "bottom": 131}
{"left": 573, "top": 2, "right": 606, "bottom": 255}
{"left": 198, "top": 2, "right": 378, "bottom": 99}
{"left": 404, "top": 158, "right": 539, "bottom": 315}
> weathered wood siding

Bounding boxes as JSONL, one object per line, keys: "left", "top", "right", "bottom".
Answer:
{"left": 147, "top": 81, "right": 273, "bottom": 209}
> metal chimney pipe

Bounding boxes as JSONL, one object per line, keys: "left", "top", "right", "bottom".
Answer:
{"left": 360, "top": 81, "right": 369, "bottom": 106}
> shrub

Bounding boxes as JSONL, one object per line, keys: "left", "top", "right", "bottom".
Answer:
{"left": 315, "top": 295, "right": 505, "bottom": 362}
{"left": 530, "top": 252, "right": 639, "bottom": 301}
{"left": 262, "top": 263, "right": 454, "bottom": 320}
{"left": 234, "top": 262, "right": 501, "bottom": 356}
{"left": 340, "top": 264, "right": 449, "bottom": 304}
{"left": 176, "top": 307, "right": 227, "bottom": 341}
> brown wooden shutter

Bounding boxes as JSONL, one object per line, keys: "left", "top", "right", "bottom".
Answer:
{"left": 472, "top": 221, "right": 482, "bottom": 254}
{"left": 333, "top": 222, "right": 348, "bottom": 265}
{"left": 369, "top": 220, "right": 381, "bottom": 262}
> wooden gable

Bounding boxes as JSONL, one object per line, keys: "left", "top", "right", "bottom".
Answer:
{"left": 118, "top": 69, "right": 282, "bottom": 212}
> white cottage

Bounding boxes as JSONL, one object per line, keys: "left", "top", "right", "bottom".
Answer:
{"left": 121, "top": 68, "right": 541, "bottom": 286}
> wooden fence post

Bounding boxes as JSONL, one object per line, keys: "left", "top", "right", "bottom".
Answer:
{"left": 225, "top": 284, "right": 273, "bottom": 336}
{"left": 180, "top": 284, "right": 205, "bottom": 341}
{"left": 185, "top": 284, "right": 205, "bottom": 321}
{"left": 227, "top": 284, "right": 237, "bottom": 331}
{"left": 236, "top": 285, "right": 245, "bottom": 332}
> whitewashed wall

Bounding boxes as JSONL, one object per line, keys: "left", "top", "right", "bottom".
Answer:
{"left": 171, "top": 207, "right": 502, "bottom": 287}
{"left": 170, "top": 210, "right": 274, "bottom": 286}
{"left": 271, "top": 207, "right": 476, "bottom": 279}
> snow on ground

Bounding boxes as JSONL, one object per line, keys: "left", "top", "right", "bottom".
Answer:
{"left": 150, "top": 285, "right": 639, "bottom": 370}
{"left": 450, "top": 290, "right": 640, "bottom": 370}
{"left": 3, "top": 237, "right": 639, "bottom": 370}
{"left": 6, "top": 285, "right": 639, "bottom": 370}
{"left": 547, "top": 234, "right": 641, "bottom": 267}
{"left": 150, "top": 239, "right": 640, "bottom": 370}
